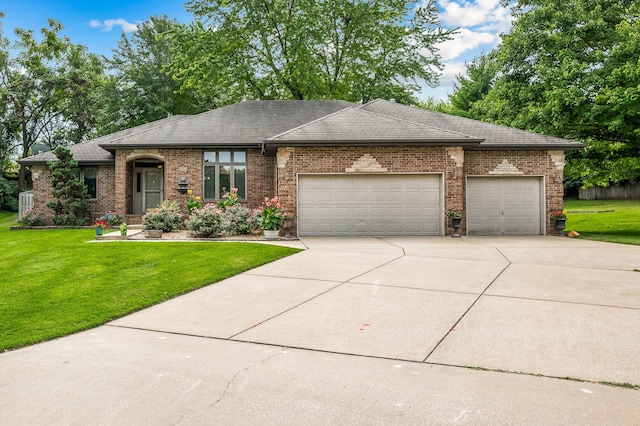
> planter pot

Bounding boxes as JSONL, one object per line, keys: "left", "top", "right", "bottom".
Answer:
{"left": 263, "top": 229, "right": 280, "bottom": 240}
{"left": 282, "top": 218, "right": 294, "bottom": 238}
{"left": 554, "top": 218, "right": 567, "bottom": 237}
{"left": 95, "top": 227, "right": 103, "bottom": 236}
{"left": 450, "top": 216, "right": 462, "bottom": 238}
{"left": 146, "top": 229, "right": 163, "bottom": 239}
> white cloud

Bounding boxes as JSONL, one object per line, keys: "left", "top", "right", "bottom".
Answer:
{"left": 438, "top": 0, "right": 512, "bottom": 32}
{"left": 436, "top": 28, "right": 497, "bottom": 60}
{"left": 90, "top": 18, "right": 138, "bottom": 33}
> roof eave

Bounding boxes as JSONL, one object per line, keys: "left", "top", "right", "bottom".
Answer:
{"left": 99, "top": 143, "right": 263, "bottom": 150}
{"left": 468, "top": 143, "right": 586, "bottom": 151}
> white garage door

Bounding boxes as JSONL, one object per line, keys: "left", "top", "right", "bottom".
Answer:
{"left": 467, "top": 177, "right": 543, "bottom": 236}
{"left": 298, "top": 174, "right": 441, "bottom": 236}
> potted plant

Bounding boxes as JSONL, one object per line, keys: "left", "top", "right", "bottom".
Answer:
{"left": 94, "top": 220, "right": 107, "bottom": 237}
{"left": 259, "top": 196, "right": 282, "bottom": 239}
{"left": 119, "top": 222, "right": 128, "bottom": 236}
{"left": 551, "top": 210, "right": 567, "bottom": 236}
{"left": 446, "top": 209, "right": 462, "bottom": 238}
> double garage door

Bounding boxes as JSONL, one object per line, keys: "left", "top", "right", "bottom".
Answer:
{"left": 298, "top": 174, "right": 441, "bottom": 236}
{"left": 466, "top": 177, "right": 543, "bottom": 236}
{"left": 297, "top": 175, "right": 543, "bottom": 236}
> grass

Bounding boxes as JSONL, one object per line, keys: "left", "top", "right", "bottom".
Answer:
{"left": 563, "top": 199, "right": 640, "bottom": 246}
{"left": 0, "top": 212, "right": 301, "bottom": 351}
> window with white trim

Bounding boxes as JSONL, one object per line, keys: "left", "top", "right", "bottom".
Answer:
{"left": 203, "top": 151, "right": 246, "bottom": 200}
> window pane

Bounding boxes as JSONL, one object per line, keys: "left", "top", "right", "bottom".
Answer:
{"left": 233, "top": 166, "right": 246, "bottom": 199}
{"left": 233, "top": 151, "right": 246, "bottom": 163}
{"left": 219, "top": 151, "right": 231, "bottom": 162}
{"left": 84, "top": 168, "right": 98, "bottom": 199}
{"left": 219, "top": 165, "right": 230, "bottom": 198}
{"left": 204, "top": 167, "right": 216, "bottom": 199}
{"left": 204, "top": 152, "right": 216, "bottom": 163}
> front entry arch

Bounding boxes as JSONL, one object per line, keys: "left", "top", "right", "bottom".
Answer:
{"left": 132, "top": 161, "right": 164, "bottom": 214}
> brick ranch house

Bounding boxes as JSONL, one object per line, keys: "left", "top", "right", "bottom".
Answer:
{"left": 20, "top": 99, "right": 583, "bottom": 236}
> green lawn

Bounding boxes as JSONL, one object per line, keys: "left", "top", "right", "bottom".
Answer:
{"left": 0, "top": 212, "right": 300, "bottom": 351}
{"left": 563, "top": 199, "right": 640, "bottom": 246}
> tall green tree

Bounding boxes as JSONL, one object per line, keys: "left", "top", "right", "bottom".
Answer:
{"left": 448, "top": 53, "right": 497, "bottom": 118}
{"left": 463, "top": 0, "right": 640, "bottom": 187}
{"left": 173, "top": 0, "right": 453, "bottom": 103}
{"left": 0, "top": 18, "right": 104, "bottom": 187}
{"left": 99, "top": 15, "right": 218, "bottom": 135}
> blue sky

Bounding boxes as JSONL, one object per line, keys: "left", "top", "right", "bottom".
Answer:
{"left": 1, "top": 0, "right": 513, "bottom": 101}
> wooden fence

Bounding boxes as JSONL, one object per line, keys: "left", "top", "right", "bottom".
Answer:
{"left": 579, "top": 184, "right": 640, "bottom": 200}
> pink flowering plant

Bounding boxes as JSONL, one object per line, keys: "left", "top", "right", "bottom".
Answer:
{"left": 258, "top": 196, "right": 282, "bottom": 230}
{"left": 20, "top": 207, "right": 44, "bottom": 226}
{"left": 218, "top": 187, "right": 239, "bottom": 209}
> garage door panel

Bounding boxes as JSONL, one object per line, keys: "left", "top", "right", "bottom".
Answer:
{"left": 467, "top": 177, "right": 542, "bottom": 236}
{"left": 298, "top": 175, "right": 441, "bottom": 236}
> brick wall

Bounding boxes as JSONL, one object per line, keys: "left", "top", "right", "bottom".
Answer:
{"left": 275, "top": 146, "right": 463, "bottom": 236}
{"left": 31, "top": 165, "right": 116, "bottom": 224}
{"left": 114, "top": 148, "right": 275, "bottom": 214}
{"left": 464, "top": 150, "right": 565, "bottom": 235}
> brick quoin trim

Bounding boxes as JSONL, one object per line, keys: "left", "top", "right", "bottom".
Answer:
{"left": 464, "top": 150, "right": 565, "bottom": 236}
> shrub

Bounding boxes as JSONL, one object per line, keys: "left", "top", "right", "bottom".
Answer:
{"left": 186, "top": 204, "right": 224, "bottom": 237}
{"left": 97, "top": 212, "right": 126, "bottom": 227}
{"left": 221, "top": 205, "right": 252, "bottom": 235}
{"left": 143, "top": 200, "right": 183, "bottom": 232}
{"left": 19, "top": 207, "right": 44, "bottom": 226}
{"left": 0, "top": 177, "right": 19, "bottom": 212}
{"left": 46, "top": 146, "right": 92, "bottom": 226}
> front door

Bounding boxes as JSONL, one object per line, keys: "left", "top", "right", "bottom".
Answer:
{"left": 133, "top": 165, "right": 164, "bottom": 214}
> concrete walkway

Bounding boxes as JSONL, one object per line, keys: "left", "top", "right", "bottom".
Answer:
{"left": 1, "top": 237, "right": 639, "bottom": 424}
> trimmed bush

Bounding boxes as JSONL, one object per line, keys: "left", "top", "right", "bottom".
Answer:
{"left": 221, "top": 205, "right": 253, "bottom": 235}
{"left": 186, "top": 204, "right": 224, "bottom": 237}
{"left": 143, "top": 200, "right": 183, "bottom": 232}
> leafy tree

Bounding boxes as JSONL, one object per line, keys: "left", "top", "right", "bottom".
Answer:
{"left": 99, "top": 15, "right": 218, "bottom": 135}
{"left": 173, "top": 0, "right": 453, "bottom": 103}
{"left": 448, "top": 53, "right": 497, "bottom": 118}
{"left": 46, "top": 146, "right": 91, "bottom": 225}
{"left": 0, "top": 18, "right": 104, "bottom": 187}
{"left": 464, "top": 0, "right": 640, "bottom": 187}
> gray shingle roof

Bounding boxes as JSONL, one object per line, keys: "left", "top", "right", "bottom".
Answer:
{"left": 98, "top": 100, "right": 355, "bottom": 149}
{"left": 20, "top": 99, "right": 583, "bottom": 165}
{"left": 264, "top": 107, "right": 481, "bottom": 149}
{"left": 359, "top": 99, "right": 585, "bottom": 150}
{"left": 18, "top": 115, "right": 190, "bottom": 165}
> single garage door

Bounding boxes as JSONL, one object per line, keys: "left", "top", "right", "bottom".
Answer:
{"left": 467, "top": 177, "right": 543, "bottom": 236}
{"left": 298, "top": 174, "right": 441, "bottom": 236}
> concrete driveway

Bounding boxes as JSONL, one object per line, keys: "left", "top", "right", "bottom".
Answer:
{"left": 1, "top": 237, "right": 639, "bottom": 424}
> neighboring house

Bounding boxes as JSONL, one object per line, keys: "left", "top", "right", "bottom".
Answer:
{"left": 19, "top": 99, "right": 583, "bottom": 236}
